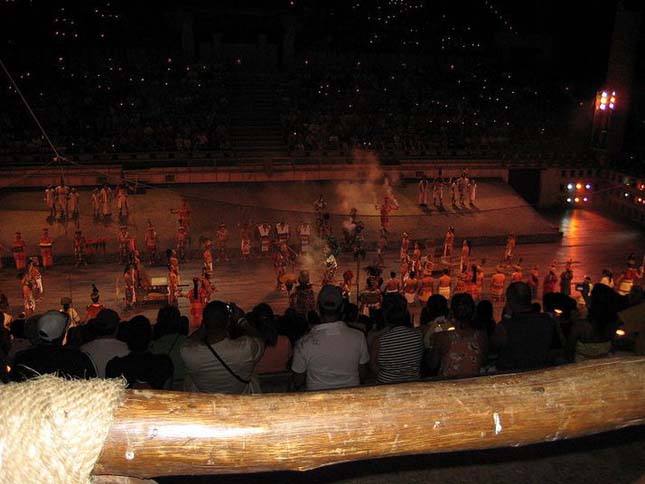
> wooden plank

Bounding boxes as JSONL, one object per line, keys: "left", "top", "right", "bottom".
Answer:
{"left": 94, "top": 357, "right": 645, "bottom": 478}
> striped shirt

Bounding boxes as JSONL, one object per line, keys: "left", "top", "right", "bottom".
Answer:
{"left": 377, "top": 326, "right": 424, "bottom": 384}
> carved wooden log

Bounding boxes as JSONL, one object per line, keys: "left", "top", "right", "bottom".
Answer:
{"left": 94, "top": 357, "right": 645, "bottom": 478}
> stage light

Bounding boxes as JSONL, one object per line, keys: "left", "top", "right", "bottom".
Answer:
{"left": 566, "top": 198, "right": 572, "bottom": 203}
{"left": 624, "top": 193, "right": 629, "bottom": 197}
{"left": 576, "top": 183, "right": 582, "bottom": 190}
{"left": 585, "top": 183, "right": 591, "bottom": 190}
{"left": 583, "top": 197, "right": 588, "bottom": 202}
{"left": 567, "top": 183, "right": 574, "bottom": 190}
{"left": 574, "top": 197, "right": 580, "bottom": 203}
{"left": 616, "top": 329, "right": 626, "bottom": 337}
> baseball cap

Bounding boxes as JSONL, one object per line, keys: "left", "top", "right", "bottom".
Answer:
{"left": 37, "top": 311, "right": 69, "bottom": 342}
{"left": 318, "top": 285, "right": 344, "bottom": 312}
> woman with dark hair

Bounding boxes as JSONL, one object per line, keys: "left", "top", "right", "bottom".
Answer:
{"left": 371, "top": 294, "right": 424, "bottom": 384}
{"left": 151, "top": 304, "right": 186, "bottom": 389}
{"left": 431, "top": 293, "right": 487, "bottom": 378}
{"left": 185, "top": 277, "right": 204, "bottom": 332}
{"left": 567, "top": 283, "right": 618, "bottom": 362}
{"left": 251, "top": 304, "right": 292, "bottom": 374}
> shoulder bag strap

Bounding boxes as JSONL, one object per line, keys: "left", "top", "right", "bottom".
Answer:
{"left": 203, "top": 337, "right": 250, "bottom": 384}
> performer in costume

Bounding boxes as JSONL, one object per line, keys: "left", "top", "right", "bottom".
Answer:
{"left": 12, "top": 232, "right": 27, "bottom": 271}
{"left": 376, "top": 233, "right": 388, "bottom": 269}
{"left": 503, "top": 234, "right": 516, "bottom": 265}
{"left": 275, "top": 220, "right": 290, "bottom": 245}
{"left": 450, "top": 178, "right": 458, "bottom": 206}
{"left": 359, "top": 276, "right": 382, "bottom": 317}
{"left": 377, "top": 195, "right": 399, "bottom": 233}
{"left": 468, "top": 179, "right": 477, "bottom": 207}
{"left": 297, "top": 221, "right": 311, "bottom": 254}
{"left": 123, "top": 264, "right": 137, "bottom": 310}
{"left": 73, "top": 230, "right": 87, "bottom": 267}
{"left": 418, "top": 175, "right": 429, "bottom": 207}
{"left": 560, "top": 259, "right": 573, "bottom": 296}
{"left": 411, "top": 242, "right": 422, "bottom": 274}
{"left": 490, "top": 265, "right": 506, "bottom": 302}
{"left": 167, "top": 267, "right": 180, "bottom": 306}
{"left": 91, "top": 188, "right": 101, "bottom": 219}
{"left": 44, "top": 185, "right": 56, "bottom": 218}
{"left": 458, "top": 175, "right": 468, "bottom": 206}
{"left": 543, "top": 262, "right": 558, "bottom": 295}
{"left": 443, "top": 226, "right": 455, "bottom": 259}
{"left": 257, "top": 223, "right": 272, "bottom": 256}
{"left": 118, "top": 226, "right": 131, "bottom": 264}
{"left": 615, "top": 253, "right": 643, "bottom": 296}
{"left": 403, "top": 271, "right": 419, "bottom": 305}
{"left": 460, "top": 239, "right": 471, "bottom": 273}
{"left": 27, "top": 257, "right": 43, "bottom": 299}
{"left": 453, "top": 272, "right": 467, "bottom": 295}
{"left": 399, "top": 255, "right": 411, "bottom": 283}
{"left": 341, "top": 270, "right": 354, "bottom": 302}
{"left": 215, "top": 223, "right": 229, "bottom": 262}
{"left": 200, "top": 268, "right": 213, "bottom": 303}
{"left": 144, "top": 220, "right": 158, "bottom": 265}
{"left": 465, "top": 265, "right": 481, "bottom": 301}
{"left": 39, "top": 228, "right": 54, "bottom": 269}
{"left": 83, "top": 284, "right": 104, "bottom": 323}
{"left": 273, "top": 247, "right": 288, "bottom": 290}
{"left": 417, "top": 267, "right": 435, "bottom": 304}
{"left": 55, "top": 180, "right": 69, "bottom": 220}
{"left": 202, "top": 239, "right": 214, "bottom": 275}
{"left": 383, "top": 271, "right": 402, "bottom": 295}
{"left": 314, "top": 195, "right": 327, "bottom": 238}
{"left": 437, "top": 269, "right": 452, "bottom": 300}
{"left": 186, "top": 277, "right": 204, "bottom": 332}
{"left": 400, "top": 232, "right": 410, "bottom": 260}
{"left": 240, "top": 223, "right": 252, "bottom": 259}
{"left": 511, "top": 258, "right": 524, "bottom": 283}
{"left": 173, "top": 199, "right": 191, "bottom": 230}
{"left": 176, "top": 225, "right": 188, "bottom": 261}
{"left": 21, "top": 273, "right": 35, "bottom": 316}
{"left": 68, "top": 187, "right": 80, "bottom": 220}
{"left": 432, "top": 178, "right": 442, "bottom": 206}
{"left": 599, "top": 269, "right": 614, "bottom": 288}
{"left": 167, "top": 249, "right": 180, "bottom": 279}
{"left": 99, "top": 183, "right": 112, "bottom": 220}
{"left": 528, "top": 265, "right": 540, "bottom": 301}
{"left": 116, "top": 184, "right": 129, "bottom": 219}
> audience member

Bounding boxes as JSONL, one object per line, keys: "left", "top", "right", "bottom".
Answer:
{"left": 431, "top": 293, "right": 487, "bottom": 378}
{"left": 250, "top": 303, "right": 293, "bottom": 375}
{"left": 80, "top": 309, "right": 129, "bottom": 378}
{"left": 371, "top": 294, "right": 424, "bottom": 384}
{"left": 151, "top": 305, "right": 187, "bottom": 390}
{"left": 12, "top": 311, "right": 96, "bottom": 381}
{"left": 181, "top": 301, "right": 264, "bottom": 394}
{"left": 494, "top": 282, "right": 555, "bottom": 372}
{"left": 292, "top": 285, "right": 369, "bottom": 391}
{"left": 106, "top": 315, "right": 173, "bottom": 389}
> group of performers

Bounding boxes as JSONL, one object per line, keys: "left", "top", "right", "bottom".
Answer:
{"left": 418, "top": 172, "right": 477, "bottom": 209}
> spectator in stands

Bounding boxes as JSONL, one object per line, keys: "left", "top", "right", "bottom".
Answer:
{"left": 421, "top": 294, "right": 451, "bottom": 351}
{"left": 80, "top": 309, "right": 128, "bottom": 378}
{"left": 289, "top": 270, "right": 316, "bottom": 318}
{"left": 494, "top": 282, "right": 555, "bottom": 372}
{"left": 472, "top": 300, "right": 496, "bottom": 340}
{"left": 567, "top": 284, "right": 619, "bottom": 362}
{"left": 12, "top": 311, "right": 96, "bottom": 381}
{"left": 1, "top": 295, "right": 12, "bottom": 330}
{"left": 106, "top": 315, "right": 173, "bottom": 389}
{"left": 371, "top": 294, "right": 424, "bottom": 384}
{"left": 151, "top": 305, "right": 187, "bottom": 390}
{"left": 249, "top": 303, "right": 293, "bottom": 375}
{"left": 292, "top": 285, "right": 369, "bottom": 391}
{"left": 431, "top": 293, "right": 487, "bottom": 378}
{"left": 7, "top": 318, "right": 32, "bottom": 365}
{"left": 181, "top": 301, "right": 264, "bottom": 394}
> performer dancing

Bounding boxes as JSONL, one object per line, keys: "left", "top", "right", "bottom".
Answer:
{"left": 490, "top": 265, "right": 506, "bottom": 303}
{"left": 543, "top": 262, "right": 558, "bottom": 296}
{"left": 176, "top": 225, "right": 188, "bottom": 261}
{"left": 202, "top": 239, "right": 214, "bottom": 275}
{"left": 460, "top": 239, "right": 471, "bottom": 273}
{"left": 257, "top": 223, "right": 273, "bottom": 257}
{"left": 186, "top": 277, "right": 205, "bottom": 332}
{"left": 118, "top": 226, "right": 131, "bottom": 264}
{"left": 44, "top": 185, "right": 56, "bottom": 219}
{"left": 27, "top": 257, "right": 43, "bottom": 299}
{"left": 377, "top": 195, "right": 399, "bottom": 234}
{"left": 55, "top": 180, "right": 69, "bottom": 221}
{"left": 383, "top": 271, "right": 402, "bottom": 295}
{"left": 417, "top": 267, "right": 434, "bottom": 305}
{"left": 21, "top": 273, "right": 35, "bottom": 316}
{"left": 437, "top": 269, "right": 452, "bottom": 300}
{"left": 99, "top": 183, "right": 112, "bottom": 221}
{"left": 468, "top": 179, "right": 477, "bottom": 207}
{"left": 39, "top": 228, "right": 54, "bottom": 269}
{"left": 83, "top": 285, "right": 104, "bottom": 323}
{"left": 275, "top": 220, "right": 290, "bottom": 245}
{"left": 503, "top": 234, "right": 516, "bottom": 265}
{"left": 240, "top": 222, "right": 252, "bottom": 259}
{"left": 297, "top": 221, "right": 311, "bottom": 255}
{"left": 116, "top": 184, "right": 129, "bottom": 219}
{"left": 314, "top": 195, "right": 327, "bottom": 238}
{"left": 91, "top": 188, "right": 101, "bottom": 219}
{"left": 400, "top": 232, "right": 410, "bottom": 260}
{"left": 215, "top": 223, "right": 229, "bottom": 262}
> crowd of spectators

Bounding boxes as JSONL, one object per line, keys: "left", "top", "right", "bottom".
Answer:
{"left": 280, "top": 59, "right": 587, "bottom": 157}
{"left": 1, "top": 276, "right": 640, "bottom": 393}
{"left": 0, "top": 50, "right": 231, "bottom": 156}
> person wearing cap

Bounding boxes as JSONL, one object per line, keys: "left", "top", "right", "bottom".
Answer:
{"left": 60, "top": 296, "right": 81, "bottom": 327}
{"left": 12, "top": 310, "right": 96, "bottom": 381}
{"left": 291, "top": 285, "right": 369, "bottom": 391}
{"left": 80, "top": 308, "right": 128, "bottom": 378}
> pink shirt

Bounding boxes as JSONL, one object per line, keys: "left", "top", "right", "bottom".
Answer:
{"left": 255, "top": 335, "right": 293, "bottom": 374}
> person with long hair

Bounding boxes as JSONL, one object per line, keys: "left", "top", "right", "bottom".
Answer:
{"left": 186, "top": 277, "right": 204, "bottom": 332}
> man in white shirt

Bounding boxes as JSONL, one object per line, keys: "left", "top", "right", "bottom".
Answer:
{"left": 181, "top": 301, "right": 264, "bottom": 394}
{"left": 80, "top": 308, "right": 128, "bottom": 378}
{"left": 292, "top": 285, "right": 369, "bottom": 391}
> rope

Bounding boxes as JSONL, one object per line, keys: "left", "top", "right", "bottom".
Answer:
{"left": 0, "top": 57, "right": 66, "bottom": 184}
{"left": 0, "top": 375, "right": 125, "bottom": 484}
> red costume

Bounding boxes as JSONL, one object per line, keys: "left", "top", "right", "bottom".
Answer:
{"left": 39, "top": 229, "right": 54, "bottom": 269}
{"left": 12, "top": 232, "right": 27, "bottom": 271}
{"left": 378, "top": 195, "right": 398, "bottom": 233}
{"left": 144, "top": 222, "right": 157, "bottom": 265}
{"left": 443, "top": 228, "right": 455, "bottom": 258}
{"left": 215, "top": 224, "right": 229, "bottom": 261}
